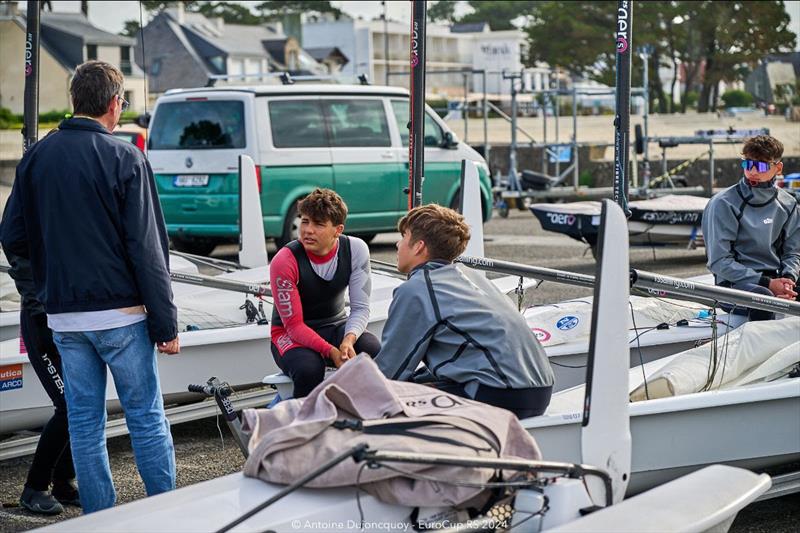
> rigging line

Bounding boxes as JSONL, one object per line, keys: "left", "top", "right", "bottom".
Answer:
{"left": 138, "top": 1, "right": 148, "bottom": 132}
{"left": 716, "top": 303, "right": 736, "bottom": 390}
{"left": 630, "top": 301, "right": 650, "bottom": 400}
{"left": 355, "top": 462, "right": 368, "bottom": 531}
{"left": 367, "top": 461, "right": 553, "bottom": 490}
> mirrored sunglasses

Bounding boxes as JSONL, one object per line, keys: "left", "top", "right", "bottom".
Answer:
{"left": 741, "top": 159, "right": 774, "bottom": 173}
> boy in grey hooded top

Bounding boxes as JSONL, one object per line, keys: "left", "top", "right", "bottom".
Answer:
{"left": 376, "top": 204, "right": 554, "bottom": 418}
{"left": 702, "top": 135, "right": 799, "bottom": 320}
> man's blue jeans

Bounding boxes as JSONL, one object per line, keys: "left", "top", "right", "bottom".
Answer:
{"left": 53, "top": 321, "right": 176, "bottom": 513}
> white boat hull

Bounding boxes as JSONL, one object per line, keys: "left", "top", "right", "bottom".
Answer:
{"left": 526, "top": 373, "right": 800, "bottom": 496}
{"left": 0, "top": 324, "right": 273, "bottom": 434}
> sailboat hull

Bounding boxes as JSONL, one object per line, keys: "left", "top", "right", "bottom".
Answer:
{"left": 527, "top": 379, "right": 800, "bottom": 495}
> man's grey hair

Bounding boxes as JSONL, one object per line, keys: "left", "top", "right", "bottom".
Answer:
{"left": 70, "top": 61, "right": 124, "bottom": 117}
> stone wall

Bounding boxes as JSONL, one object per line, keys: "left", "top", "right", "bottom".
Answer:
{"left": 482, "top": 144, "right": 800, "bottom": 193}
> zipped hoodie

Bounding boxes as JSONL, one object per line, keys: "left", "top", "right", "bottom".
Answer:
{"left": 0, "top": 118, "right": 177, "bottom": 343}
{"left": 701, "top": 177, "right": 800, "bottom": 287}
{"left": 376, "top": 261, "right": 554, "bottom": 393}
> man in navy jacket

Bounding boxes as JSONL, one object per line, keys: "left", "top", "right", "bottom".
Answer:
{"left": 1, "top": 61, "right": 178, "bottom": 513}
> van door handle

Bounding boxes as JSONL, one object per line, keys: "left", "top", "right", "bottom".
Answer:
{"left": 380, "top": 152, "right": 393, "bottom": 160}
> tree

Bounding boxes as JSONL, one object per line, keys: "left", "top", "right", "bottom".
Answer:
{"left": 193, "top": 2, "right": 261, "bottom": 25}
{"left": 254, "top": 1, "right": 341, "bottom": 19}
{"left": 690, "top": 1, "right": 796, "bottom": 112}
{"left": 459, "top": 1, "right": 538, "bottom": 30}
{"left": 428, "top": 1, "right": 457, "bottom": 23}
{"left": 524, "top": 1, "right": 797, "bottom": 114}
{"left": 525, "top": 1, "right": 615, "bottom": 80}
{"left": 120, "top": 20, "right": 141, "bottom": 38}
{"left": 140, "top": 1, "right": 198, "bottom": 12}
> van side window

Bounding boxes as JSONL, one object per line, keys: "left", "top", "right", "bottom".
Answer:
{"left": 269, "top": 100, "right": 327, "bottom": 148}
{"left": 149, "top": 100, "right": 245, "bottom": 150}
{"left": 390, "top": 100, "right": 444, "bottom": 147}
{"left": 322, "top": 100, "right": 391, "bottom": 147}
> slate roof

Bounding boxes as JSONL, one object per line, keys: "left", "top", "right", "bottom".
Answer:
{"left": 41, "top": 12, "right": 135, "bottom": 46}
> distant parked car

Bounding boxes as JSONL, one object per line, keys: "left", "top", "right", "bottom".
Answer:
{"left": 718, "top": 106, "right": 760, "bottom": 118}
{"left": 113, "top": 124, "right": 147, "bottom": 152}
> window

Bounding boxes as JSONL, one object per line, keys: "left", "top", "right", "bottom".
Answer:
{"left": 124, "top": 91, "right": 133, "bottom": 109}
{"left": 150, "top": 58, "right": 162, "bottom": 77}
{"left": 323, "top": 99, "right": 391, "bottom": 148}
{"left": 390, "top": 100, "right": 444, "bottom": 147}
{"left": 120, "top": 46, "right": 132, "bottom": 75}
{"left": 86, "top": 44, "right": 97, "bottom": 60}
{"left": 149, "top": 100, "right": 246, "bottom": 150}
{"left": 268, "top": 100, "right": 327, "bottom": 148}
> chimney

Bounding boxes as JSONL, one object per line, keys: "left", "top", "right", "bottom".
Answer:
{"left": 214, "top": 17, "right": 224, "bottom": 31}
{"left": 176, "top": 1, "right": 185, "bottom": 24}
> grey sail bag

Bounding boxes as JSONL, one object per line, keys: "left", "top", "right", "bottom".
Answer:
{"left": 242, "top": 355, "right": 542, "bottom": 507}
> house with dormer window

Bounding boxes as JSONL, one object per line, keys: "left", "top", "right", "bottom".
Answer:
{"left": 136, "top": 4, "right": 335, "bottom": 96}
{"left": 0, "top": 5, "right": 146, "bottom": 114}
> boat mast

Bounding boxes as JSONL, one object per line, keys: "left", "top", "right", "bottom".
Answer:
{"left": 613, "top": 1, "right": 632, "bottom": 216}
{"left": 22, "top": 0, "right": 40, "bottom": 153}
{"left": 408, "top": 0, "right": 427, "bottom": 209}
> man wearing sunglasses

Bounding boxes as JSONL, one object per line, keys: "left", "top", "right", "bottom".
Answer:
{"left": 702, "top": 135, "right": 799, "bottom": 320}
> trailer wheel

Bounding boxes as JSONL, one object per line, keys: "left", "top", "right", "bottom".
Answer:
{"left": 498, "top": 202, "right": 510, "bottom": 218}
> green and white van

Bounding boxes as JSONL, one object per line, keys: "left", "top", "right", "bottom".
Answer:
{"left": 147, "top": 84, "right": 492, "bottom": 255}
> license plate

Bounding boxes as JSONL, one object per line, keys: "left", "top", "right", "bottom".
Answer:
{"left": 174, "top": 174, "right": 209, "bottom": 187}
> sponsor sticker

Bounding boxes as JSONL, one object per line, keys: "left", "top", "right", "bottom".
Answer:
{"left": 556, "top": 315, "right": 580, "bottom": 331}
{"left": 531, "top": 328, "right": 552, "bottom": 342}
{"left": 0, "top": 364, "right": 23, "bottom": 392}
{"left": 546, "top": 212, "right": 576, "bottom": 226}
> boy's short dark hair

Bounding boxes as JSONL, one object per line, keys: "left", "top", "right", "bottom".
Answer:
{"left": 70, "top": 61, "right": 125, "bottom": 117}
{"left": 298, "top": 188, "right": 348, "bottom": 226}
{"left": 398, "top": 204, "right": 470, "bottom": 262}
{"left": 742, "top": 135, "right": 784, "bottom": 162}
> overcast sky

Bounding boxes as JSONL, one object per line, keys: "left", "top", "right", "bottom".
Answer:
{"left": 15, "top": 0, "right": 800, "bottom": 50}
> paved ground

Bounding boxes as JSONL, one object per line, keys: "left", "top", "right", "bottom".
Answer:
{"left": 1, "top": 205, "right": 797, "bottom": 531}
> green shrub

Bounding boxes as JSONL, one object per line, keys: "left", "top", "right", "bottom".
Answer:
{"left": 720, "top": 90, "right": 754, "bottom": 108}
{"left": 0, "top": 107, "right": 14, "bottom": 129}
{"left": 683, "top": 91, "right": 699, "bottom": 109}
{"left": 38, "top": 109, "right": 72, "bottom": 122}
{"left": 579, "top": 170, "right": 594, "bottom": 187}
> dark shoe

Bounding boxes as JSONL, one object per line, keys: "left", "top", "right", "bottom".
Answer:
{"left": 20, "top": 486, "right": 63, "bottom": 515}
{"left": 52, "top": 480, "right": 81, "bottom": 507}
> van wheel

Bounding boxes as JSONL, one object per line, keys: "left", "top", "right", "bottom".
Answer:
{"left": 171, "top": 236, "right": 218, "bottom": 257}
{"left": 276, "top": 201, "right": 301, "bottom": 249}
{"left": 353, "top": 233, "right": 376, "bottom": 244}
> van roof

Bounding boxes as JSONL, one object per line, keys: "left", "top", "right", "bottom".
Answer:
{"left": 163, "top": 84, "right": 410, "bottom": 98}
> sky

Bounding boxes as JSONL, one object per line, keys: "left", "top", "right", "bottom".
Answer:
{"left": 14, "top": 0, "right": 800, "bottom": 50}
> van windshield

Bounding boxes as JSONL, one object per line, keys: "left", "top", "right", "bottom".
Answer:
{"left": 149, "top": 100, "right": 245, "bottom": 150}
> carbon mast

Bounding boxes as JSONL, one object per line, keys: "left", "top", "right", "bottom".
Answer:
{"left": 22, "top": 0, "right": 41, "bottom": 153}
{"left": 613, "top": 1, "right": 632, "bottom": 216}
{"left": 408, "top": 0, "right": 427, "bottom": 209}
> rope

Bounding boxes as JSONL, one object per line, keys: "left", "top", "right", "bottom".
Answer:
{"left": 649, "top": 148, "right": 711, "bottom": 187}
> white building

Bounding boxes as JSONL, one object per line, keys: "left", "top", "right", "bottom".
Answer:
{"left": 302, "top": 16, "right": 550, "bottom": 98}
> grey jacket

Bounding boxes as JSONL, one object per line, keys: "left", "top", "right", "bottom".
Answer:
{"left": 376, "top": 261, "right": 554, "bottom": 392}
{"left": 702, "top": 178, "right": 799, "bottom": 286}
